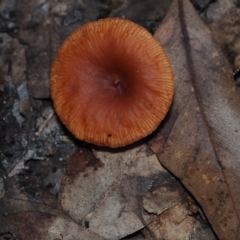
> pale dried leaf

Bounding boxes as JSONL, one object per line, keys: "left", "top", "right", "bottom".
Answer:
{"left": 58, "top": 145, "right": 186, "bottom": 239}
{"left": 141, "top": 197, "right": 215, "bottom": 240}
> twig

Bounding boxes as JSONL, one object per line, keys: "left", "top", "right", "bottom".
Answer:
{"left": 35, "top": 110, "right": 54, "bottom": 136}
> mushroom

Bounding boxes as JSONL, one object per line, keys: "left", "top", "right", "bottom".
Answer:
{"left": 50, "top": 18, "right": 174, "bottom": 148}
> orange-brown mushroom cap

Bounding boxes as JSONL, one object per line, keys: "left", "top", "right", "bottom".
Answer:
{"left": 50, "top": 18, "right": 174, "bottom": 148}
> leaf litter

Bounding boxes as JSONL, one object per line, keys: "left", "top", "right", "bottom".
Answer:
{"left": 152, "top": 0, "right": 240, "bottom": 239}
{"left": 0, "top": 0, "right": 240, "bottom": 239}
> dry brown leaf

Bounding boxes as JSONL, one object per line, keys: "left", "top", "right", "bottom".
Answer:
{"left": 151, "top": 0, "right": 240, "bottom": 239}
{"left": 0, "top": 198, "right": 107, "bottom": 240}
{"left": 142, "top": 196, "right": 217, "bottom": 240}
{"left": 58, "top": 145, "right": 186, "bottom": 239}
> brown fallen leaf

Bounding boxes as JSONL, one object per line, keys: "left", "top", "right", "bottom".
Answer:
{"left": 121, "top": 172, "right": 187, "bottom": 238}
{"left": 151, "top": 0, "right": 240, "bottom": 239}
{"left": 58, "top": 145, "right": 187, "bottom": 239}
{"left": 142, "top": 196, "right": 217, "bottom": 240}
{"left": 0, "top": 198, "right": 107, "bottom": 240}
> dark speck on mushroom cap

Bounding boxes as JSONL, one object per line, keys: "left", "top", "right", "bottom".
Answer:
{"left": 50, "top": 18, "right": 174, "bottom": 148}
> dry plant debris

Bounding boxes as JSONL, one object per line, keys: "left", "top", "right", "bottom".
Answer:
{"left": 0, "top": 0, "right": 240, "bottom": 239}
{"left": 152, "top": 0, "right": 240, "bottom": 239}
